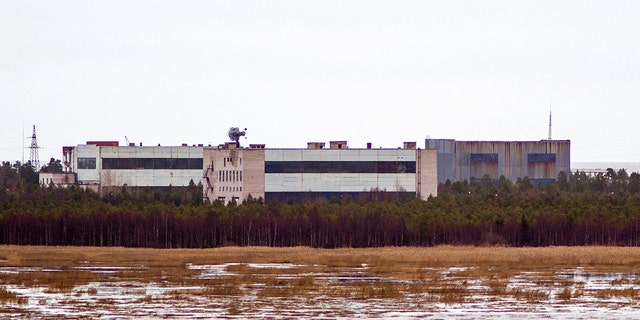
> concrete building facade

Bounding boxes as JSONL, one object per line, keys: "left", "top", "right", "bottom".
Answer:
{"left": 52, "top": 137, "right": 568, "bottom": 200}
{"left": 64, "top": 141, "right": 204, "bottom": 192}
{"left": 39, "top": 172, "right": 76, "bottom": 187}
{"left": 425, "top": 138, "right": 571, "bottom": 184}
{"left": 203, "top": 141, "right": 438, "bottom": 203}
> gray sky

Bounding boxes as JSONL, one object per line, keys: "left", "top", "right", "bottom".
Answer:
{"left": 1, "top": 0, "right": 639, "bottom": 164}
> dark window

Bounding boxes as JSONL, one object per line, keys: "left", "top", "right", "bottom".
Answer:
{"left": 102, "top": 158, "right": 114, "bottom": 169}
{"left": 283, "top": 161, "right": 304, "bottom": 173}
{"left": 404, "top": 162, "right": 416, "bottom": 173}
{"left": 78, "top": 157, "right": 96, "bottom": 169}
{"left": 304, "top": 161, "right": 321, "bottom": 173}
{"left": 175, "top": 159, "right": 188, "bottom": 169}
{"left": 154, "top": 158, "right": 166, "bottom": 169}
{"left": 321, "top": 162, "right": 340, "bottom": 173}
{"left": 528, "top": 153, "right": 556, "bottom": 163}
{"left": 118, "top": 158, "right": 133, "bottom": 169}
{"left": 165, "top": 158, "right": 176, "bottom": 169}
{"left": 188, "top": 158, "right": 203, "bottom": 169}
{"left": 264, "top": 161, "right": 416, "bottom": 174}
{"left": 144, "top": 158, "right": 155, "bottom": 169}
{"left": 134, "top": 158, "right": 145, "bottom": 169}
{"left": 100, "top": 158, "right": 203, "bottom": 170}
{"left": 265, "top": 162, "right": 284, "bottom": 173}
{"left": 470, "top": 153, "right": 499, "bottom": 163}
{"left": 377, "top": 162, "right": 396, "bottom": 174}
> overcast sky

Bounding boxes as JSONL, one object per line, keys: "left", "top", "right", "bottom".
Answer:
{"left": 1, "top": 0, "right": 639, "bottom": 165}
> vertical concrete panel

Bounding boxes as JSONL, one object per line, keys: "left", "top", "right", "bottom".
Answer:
{"left": 243, "top": 149, "right": 265, "bottom": 200}
{"left": 338, "top": 150, "right": 361, "bottom": 161}
{"left": 281, "top": 149, "right": 303, "bottom": 161}
{"left": 427, "top": 139, "right": 570, "bottom": 183}
{"left": 417, "top": 149, "right": 438, "bottom": 199}
{"left": 76, "top": 145, "right": 100, "bottom": 183}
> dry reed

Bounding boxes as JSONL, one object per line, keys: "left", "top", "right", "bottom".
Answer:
{"left": 2, "top": 245, "right": 640, "bottom": 309}
{"left": 3, "top": 246, "right": 640, "bottom": 270}
{"left": 0, "top": 287, "right": 27, "bottom": 304}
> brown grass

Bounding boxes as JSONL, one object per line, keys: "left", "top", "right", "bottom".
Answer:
{"left": 594, "top": 288, "right": 638, "bottom": 299}
{"left": 509, "top": 288, "right": 549, "bottom": 302}
{"left": 0, "top": 270, "right": 100, "bottom": 293}
{"left": 2, "top": 245, "right": 640, "bottom": 307}
{"left": 557, "top": 286, "right": 572, "bottom": 300}
{"left": 484, "top": 279, "right": 508, "bottom": 295}
{"left": 2, "top": 245, "right": 640, "bottom": 270}
{"left": 0, "top": 287, "right": 27, "bottom": 304}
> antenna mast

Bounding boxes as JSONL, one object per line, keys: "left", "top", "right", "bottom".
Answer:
{"left": 29, "top": 125, "right": 40, "bottom": 170}
{"left": 22, "top": 122, "right": 24, "bottom": 165}
{"left": 548, "top": 107, "right": 552, "bottom": 140}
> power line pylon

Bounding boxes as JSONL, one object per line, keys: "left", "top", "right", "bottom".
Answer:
{"left": 29, "top": 125, "right": 40, "bottom": 170}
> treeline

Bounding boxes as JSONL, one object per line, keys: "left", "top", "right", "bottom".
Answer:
{"left": 2, "top": 160, "right": 640, "bottom": 247}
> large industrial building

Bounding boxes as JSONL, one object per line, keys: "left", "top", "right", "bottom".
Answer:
{"left": 202, "top": 141, "right": 438, "bottom": 203}
{"left": 51, "top": 135, "right": 571, "bottom": 202}
{"left": 62, "top": 141, "right": 204, "bottom": 192}
{"left": 425, "top": 138, "right": 571, "bottom": 184}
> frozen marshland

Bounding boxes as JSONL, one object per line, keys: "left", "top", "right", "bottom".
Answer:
{"left": 1, "top": 246, "right": 640, "bottom": 319}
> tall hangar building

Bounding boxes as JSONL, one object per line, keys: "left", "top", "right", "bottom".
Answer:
{"left": 62, "top": 141, "right": 204, "bottom": 192}
{"left": 424, "top": 138, "right": 571, "bottom": 184}
{"left": 202, "top": 141, "right": 438, "bottom": 203}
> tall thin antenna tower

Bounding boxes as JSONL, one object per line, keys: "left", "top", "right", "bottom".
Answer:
{"left": 21, "top": 122, "right": 24, "bottom": 165}
{"left": 29, "top": 125, "right": 40, "bottom": 170}
{"left": 548, "top": 108, "right": 552, "bottom": 140}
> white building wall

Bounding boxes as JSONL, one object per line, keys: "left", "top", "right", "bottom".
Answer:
{"left": 264, "top": 149, "right": 418, "bottom": 193}
{"left": 74, "top": 145, "right": 203, "bottom": 188}
{"left": 75, "top": 145, "right": 100, "bottom": 185}
{"left": 204, "top": 146, "right": 437, "bottom": 203}
{"left": 265, "top": 173, "right": 416, "bottom": 192}
{"left": 98, "top": 170, "right": 202, "bottom": 187}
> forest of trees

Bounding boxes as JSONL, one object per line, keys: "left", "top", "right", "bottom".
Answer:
{"left": 2, "top": 159, "right": 640, "bottom": 248}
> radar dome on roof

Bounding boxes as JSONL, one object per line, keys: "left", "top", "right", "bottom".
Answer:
{"left": 228, "top": 127, "right": 247, "bottom": 146}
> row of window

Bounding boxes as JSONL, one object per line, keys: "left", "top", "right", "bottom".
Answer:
{"left": 101, "top": 158, "right": 203, "bottom": 170}
{"left": 223, "top": 157, "right": 241, "bottom": 167}
{"left": 219, "top": 170, "right": 243, "bottom": 182}
{"left": 264, "top": 161, "right": 417, "bottom": 174}
{"left": 219, "top": 186, "right": 242, "bottom": 192}
{"left": 470, "top": 153, "right": 557, "bottom": 163}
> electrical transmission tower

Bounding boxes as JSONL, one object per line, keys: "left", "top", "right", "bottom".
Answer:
{"left": 29, "top": 125, "right": 40, "bottom": 170}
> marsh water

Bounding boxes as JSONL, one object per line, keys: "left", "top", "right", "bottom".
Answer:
{"left": 2, "top": 262, "right": 640, "bottom": 319}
